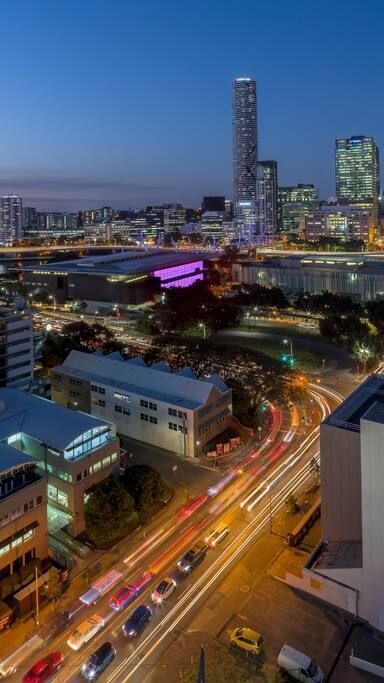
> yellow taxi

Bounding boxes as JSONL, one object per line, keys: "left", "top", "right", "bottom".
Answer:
{"left": 229, "top": 627, "right": 263, "bottom": 656}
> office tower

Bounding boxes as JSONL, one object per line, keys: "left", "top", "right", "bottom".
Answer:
{"left": 201, "top": 196, "right": 226, "bottom": 213}
{"left": 163, "top": 204, "right": 187, "bottom": 233}
{"left": 232, "top": 77, "right": 258, "bottom": 240}
{"left": 201, "top": 212, "right": 225, "bottom": 241}
{"left": 305, "top": 205, "right": 371, "bottom": 243}
{"left": 278, "top": 184, "right": 319, "bottom": 233}
{"left": 335, "top": 136, "right": 380, "bottom": 227}
{"left": 225, "top": 199, "right": 234, "bottom": 218}
{"left": 0, "top": 195, "right": 23, "bottom": 244}
{"left": 256, "top": 161, "right": 278, "bottom": 235}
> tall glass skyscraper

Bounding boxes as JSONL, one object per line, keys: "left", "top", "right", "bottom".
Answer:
{"left": 256, "top": 161, "right": 278, "bottom": 235}
{"left": 335, "top": 136, "right": 380, "bottom": 227}
{"left": 232, "top": 77, "right": 258, "bottom": 240}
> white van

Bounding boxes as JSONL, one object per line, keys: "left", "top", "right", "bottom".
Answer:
{"left": 67, "top": 614, "right": 104, "bottom": 651}
{"left": 277, "top": 644, "right": 324, "bottom": 682}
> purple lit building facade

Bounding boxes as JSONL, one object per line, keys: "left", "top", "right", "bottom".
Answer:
{"left": 21, "top": 252, "right": 207, "bottom": 311}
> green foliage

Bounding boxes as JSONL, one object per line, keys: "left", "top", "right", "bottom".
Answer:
{"left": 366, "top": 300, "right": 384, "bottom": 333}
{"left": 319, "top": 314, "right": 369, "bottom": 349}
{"left": 295, "top": 290, "right": 362, "bottom": 316}
{"left": 44, "top": 568, "right": 62, "bottom": 604}
{"left": 153, "top": 280, "right": 241, "bottom": 334}
{"left": 236, "top": 283, "right": 289, "bottom": 310}
{"left": 121, "top": 465, "right": 171, "bottom": 514}
{"left": 84, "top": 476, "right": 136, "bottom": 545}
{"left": 41, "top": 321, "right": 122, "bottom": 373}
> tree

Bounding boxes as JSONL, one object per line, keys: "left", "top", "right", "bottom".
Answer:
{"left": 84, "top": 476, "right": 136, "bottom": 546}
{"left": 44, "top": 568, "right": 62, "bottom": 608}
{"left": 121, "top": 465, "right": 171, "bottom": 514}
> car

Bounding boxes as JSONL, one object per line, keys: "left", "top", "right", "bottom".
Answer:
{"left": 230, "top": 627, "right": 263, "bottom": 657}
{"left": 22, "top": 651, "right": 64, "bottom": 682}
{"left": 177, "top": 541, "right": 208, "bottom": 574}
{"left": 109, "top": 583, "right": 140, "bottom": 611}
{"left": 122, "top": 605, "right": 152, "bottom": 638}
{"left": 67, "top": 615, "right": 104, "bottom": 651}
{"left": 151, "top": 577, "right": 177, "bottom": 604}
{"left": 204, "top": 525, "right": 230, "bottom": 548}
{"left": 81, "top": 642, "right": 116, "bottom": 680}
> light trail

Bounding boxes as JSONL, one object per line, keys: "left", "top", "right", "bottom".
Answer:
{"left": 107, "top": 441, "right": 326, "bottom": 683}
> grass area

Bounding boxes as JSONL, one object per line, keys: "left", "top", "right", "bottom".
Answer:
{"left": 213, "top": 334, "right": 328, "bottom": 373}
{"left": 239, "top": 321, "right": 320, "bottom": 339}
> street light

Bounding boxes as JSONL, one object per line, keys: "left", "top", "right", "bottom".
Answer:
{"left": 282, "top": 337, "right": 294, "bottom": 364}
{"left": 35, "top": 566, "right": 47, "bottom": 625}
{"left": 199, "top": 322, "right": 206, "bottom": 340}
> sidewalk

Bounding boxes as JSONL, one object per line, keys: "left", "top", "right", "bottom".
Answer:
{"left": 0, "top": 480, "right": 188, "bottom": 660}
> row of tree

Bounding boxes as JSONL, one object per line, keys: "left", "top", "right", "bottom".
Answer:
{"left": 84, "top": 466, "right": 172, "bottom": 547}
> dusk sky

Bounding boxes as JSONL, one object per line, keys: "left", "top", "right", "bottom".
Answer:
{"left": 2, "top": 0, "right": 383, "bottom": 210}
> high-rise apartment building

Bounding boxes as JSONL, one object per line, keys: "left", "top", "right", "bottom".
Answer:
{"left": 257, "top": 161, "right": 278, "bottom": 235}
{"left": 163, "top": 204, "right": 186, "bottom": 233}
{"left": 201, "top": 212, "right": 225, "bottom": 241}
{"left": 0, "top": 195, "right": 22, "bottom": 244}
{"left": 232, "top": 77, "right": 258, "bottom": 240}
{"left": 335, "top": 136, "right": 380, "bottom": 228}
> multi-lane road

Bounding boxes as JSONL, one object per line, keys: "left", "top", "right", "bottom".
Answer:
{"left": 3, "top": 382, "right": 343, "bottom": 682}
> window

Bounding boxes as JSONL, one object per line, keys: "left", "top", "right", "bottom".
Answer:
{"left": 168, "top": 408, "right": 177, "bottom": 417}
{"left": 111, "top": 452, "right": 118, "bottom": 462}
{"left": 178, "top": 411, "right": 186, "bottom": 420}
{"left": 140, "top": 413, "right": 149, "bottom": 422}
{"left": 149, "top": 416, "right": 158, "bottom": 424}
{"left": 178, "top": 425, "right": 187, "bottom": 434}
{"left": 93, "top": 461, "right": 101, "bottom": 473}
{"left": 98, "top": 399, "right": 106, "bottom": 407}
{"left": 102, "top": 456, "right": 111, "bottom": 467}
{"left": 76, "top": 473, "right": 82, "bottom": 482}
{"left": 115, "top": 405, "right": 129, "bottom": 415}
{"left": 91, "top": 384, "right": 98, "bottom": 392}
{"left": 7, "top": 433, "right": 21, "bottom": 445}
{"left": 149, "top": 402, "right": 157, "bottom": 411}
{"left": 168, "top": 422, "right": 177, "bottom": 431}
{"left": 69, "top": 390, "right": 81, "bottom": 398}
{"left": 84, "top": 469, "right": 88, "bottom": 478}
{"left": 36, "top": 495, "right": 42, "bottom": 505}
{"left": 114, "top": 392, "right": 130, "bottom": 402}
{"left": 24, "top": 503, "right": 28, "bottom": 513}
{"left": 98, "top": 387, "right": 105, "bottom": 395}
{"left": 58, "top": 490, "right": 68, "bottom": 508}
{"left": 69, "top": 378, "right": 82, "bottom": 386}
{"left": 23, "top": 529, "right": 34, "bottom": 543}
{"left": 29, "top": 500, "right": 34, "bottom": 510}
{"left": 11, "top": 537, "right": 22, "bottom": 549}
{"left": 0, "top": 545, "right": 9, "bottom": 557}
{"left": 140, "top": 399, "right": 148, "bottom": 408}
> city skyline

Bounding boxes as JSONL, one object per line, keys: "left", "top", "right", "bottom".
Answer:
{"left": 1, "top": 0, "right": 384, "bottom": 210}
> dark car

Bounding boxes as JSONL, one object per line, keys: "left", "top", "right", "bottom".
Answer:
{"left": 81, "top": 642, "right": 116, "bottom": 680}
{"left": 177, "top": 541, "right": 208, "bottom": 574}
{"left": 122, "top": 605, "right": 152, "bottom": 638}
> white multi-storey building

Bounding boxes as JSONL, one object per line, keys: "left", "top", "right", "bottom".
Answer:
{"left": 0, "top": 306, "right": 34, "bottom": 390}
{"left": 51, "top": 351, "right": 233, "bottom": 458}
{"left": 0, "top": 195, "right": 22, "bottom": 244}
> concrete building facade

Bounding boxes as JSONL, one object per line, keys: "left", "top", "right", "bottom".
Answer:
{"left": 52, "top": 351, "right": 233, "bottom": 459}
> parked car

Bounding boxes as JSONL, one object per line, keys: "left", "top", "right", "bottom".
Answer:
{"left": 277, "top": 644, "right": 324, "bottom": 682}
{"left": 229, "top": 627, "right": 263, "bottom": 657}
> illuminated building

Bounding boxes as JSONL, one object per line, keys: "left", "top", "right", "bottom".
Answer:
{"left": 0, "top": 305, "right": 34, "bottom": 390}
{"left": 201, "top": 212, "right": 225, "bottom": 241}
{"left": 0, "top": 195, "right": 22, "bottom": 245}
{"left": 278, "top": 184, "right": 319, "bottom": 233}
{"left": 0, "top": 388, "right": 119, "bottom": 538}
{"left": 21, "top": 251, "right": 207, "bottom": 311}
{"left": 52, "top": 351, "right": 232, "bottom": 459}
{"left": 335, "top": 136, "right": 380, "bottom": 228}
{"left": 305, "top": 205, "right": 372, "bottom": 243}
{"left": 256, "top": 161, "right": 278, "bottom": 235}
{"left": 163, "top": 204, "right": 187, "bottom": 233}
{"left": 232, "top": 77, "right": 258, "bottom": 239}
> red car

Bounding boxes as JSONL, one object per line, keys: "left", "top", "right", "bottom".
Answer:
{"left": 22, "top": 652, "right": 64, "bottom": 682}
